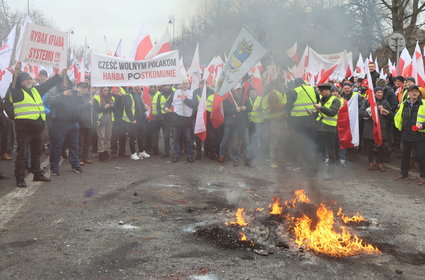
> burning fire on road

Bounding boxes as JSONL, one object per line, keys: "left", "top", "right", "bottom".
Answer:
{"left": 197, "top": 190, "right": 380, "bottom": 258}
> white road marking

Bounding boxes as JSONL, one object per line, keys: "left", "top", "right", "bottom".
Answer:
{"left": 0, "top": 158, "right": 59, "bottom": 229}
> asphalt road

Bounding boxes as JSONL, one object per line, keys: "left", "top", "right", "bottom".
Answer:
{"left": 0, "top": 153, "right": 424, "bottom": 280}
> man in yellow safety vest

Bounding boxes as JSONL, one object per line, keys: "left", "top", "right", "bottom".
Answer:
{"left": 5, "top": 62, "right": 64, "bottom": 188}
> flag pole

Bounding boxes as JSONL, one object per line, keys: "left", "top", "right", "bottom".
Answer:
{"left": 287, "top": 68, "right": 323, "bottom": 117}
{"left": 287, "top": 68, "right": 317, "bottom": 105}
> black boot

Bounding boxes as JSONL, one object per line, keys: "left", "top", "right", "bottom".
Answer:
{"left": 104, "top": 151, "right": 110, "bottom": 161}
{"left": 16, "top": 178, "right": 27, "bottom": 188}
{"left": 33, "top": 174, "right": 51, "bottom": 182}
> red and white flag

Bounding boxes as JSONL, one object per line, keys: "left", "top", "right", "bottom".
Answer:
{"left": 354, "top": 53, "right": 364, "bottom": 77}
{"left": 412, "top": 41, "right": 425, "bottom": 87}
{"left": 180, "top": 56, "right": 188, "bottom": 80}
{"left": 189, "top": 43, "right": 201, "bottom": 92}
{"left": 366, "top": 63, "right": 383, "bottom": 146}
{"left": 114, "top": 39, "right": 122, "bottom": 57}
{"left": 129, "top": 27, "right": 152, "bottom": 60}
{"left": 399, "top": 47, "right": 412, "bottom": 77}
{"left": 0, "top": 63, "right": 13, "bottom": 98}
{"left": 286, "top": 41, "right": 298, "bottom": 63}
{"left": 374, "top": 57, "right": 379, "bottom": 72}
{"left": 388, "top": 58, "right": 397, "bottom": 77}
{"left": 0, "top": 25, "right": 17, "bottom": 67}
{"left": 194, "top": 80, "right": 208, "bottom": 142}
{"left": 251, "top": 63, "right": 264, "bottom": 95}
{"left": 145, "top": 30, "right": 171, "bottom": 59}
{"left": 318, "top": 63, "right": 338, "bottom": 84}
{"left": 338, "top": 94, "right": 359, "bottom": 149}
{"left": 210, "top": 92, "right": 230, "bottom": 128}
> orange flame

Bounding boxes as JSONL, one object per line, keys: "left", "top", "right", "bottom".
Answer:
{"left": 292, "top": 203, "right": 380, "bottom": 257}
{"left": 337, "top": 207, "right": 367, "bottom": 224}
{"left": 226, "top": 208, "right": 248, "bottom": 226}
{"left": 294, "top": 190, "right": 311, "bottom": 204}
{"left": 240, "top": 232, "right": 247, "bottom": 241}
{"left": 269, "top": 197, "right": 283, "bottom": 215}
{"left": 284, "top": 190, "right": 312, "bottom": 208}
{"left": 255, "top": 208, "right": 264, "bottom": 212}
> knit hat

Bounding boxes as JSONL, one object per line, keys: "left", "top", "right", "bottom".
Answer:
{"left": 374, "top": 86, "right": 383, "bottom": 92}
{"left": 405, "top": 77, "right": 416, "bottom": 83}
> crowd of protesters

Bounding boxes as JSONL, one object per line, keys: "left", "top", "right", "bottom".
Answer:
{"left": 0, "top": 61, "right": 424, "bottom": 187}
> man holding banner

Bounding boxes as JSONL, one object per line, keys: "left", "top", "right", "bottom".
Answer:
{"left": 5, "top": 63, "right": 64, "bottom": 188}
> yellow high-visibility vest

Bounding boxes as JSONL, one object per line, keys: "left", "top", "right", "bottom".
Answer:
{"left": 262, "top": 90, "right": 286, "bottom": 119}
{"left": 291, "top": 85, "right": 316, "bottom": 117}
{"left": 395, "top": 101, "right": 425, "bottom": 132}
{"left": 206, "top": 94, "right": 214, "bottom": 113}
{"left": 93, "top": 95, "right": 115, "bottom": 122}
{"left": 249, "top": 96, "right": 264, "bottom": 123}
{"left": 11, "top": 88, "right": 46, "bottom": 120}
{"left": 316, "top": 95, "right": 338, "bottom": 127}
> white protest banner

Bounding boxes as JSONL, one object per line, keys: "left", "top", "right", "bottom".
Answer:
{"left": 91, "top": 50, "right": 182, "bottom": 87}
{"left": 17, "top": 23, "right": 68, "bottom": 69}
{"left": 216, "top": 28, "right": 267, "bottom": 96}
{"left": 0, "top": 25, "right": 17, "bottom": 67}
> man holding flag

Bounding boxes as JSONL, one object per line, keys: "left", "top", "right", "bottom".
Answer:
{"left": 394, "top": 85, "right": 425, "bottom": 185}
{"left": 212, "top": 27, "right": 268, "bottom": 165}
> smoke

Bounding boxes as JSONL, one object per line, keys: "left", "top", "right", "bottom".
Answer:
{"left": 175, "top": 0, "right": 385, "bottom": 67}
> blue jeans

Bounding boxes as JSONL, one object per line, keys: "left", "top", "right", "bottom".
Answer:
{"left": 172, "top": 125, "right": 193, "bottom": 158}
{"left": 50, "top": 121, "right": 80, "bottom": 172}
{"left": 231, "top": 126, "right": 249, "bottom": 163}
{"left": 219, "top": 124, "right": 233, "bottom": 158}
{"left": 219, "top": 124, "right": 250, "bottom": 162}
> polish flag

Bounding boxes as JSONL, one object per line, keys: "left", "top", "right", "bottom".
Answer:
{"left": 286, "top": 41, "right": 298, "bottom": 63}
{"left": 32, "top": 65, "right": 39, "bottom": 79}
{"left": 318, "top": 63, "right": 338, "bottom": 84}
{"left": 145, "top": 30, "right": 171, "bottom": 59}
{"left": 189, "top": 43, "right": 201, "bottom": 92}
{"left": 210, "top": 92, "right": 230, "bottom": 128}
{"left": 412, "top": 41, "right": 425, "bottom": 87}
{"left": 379, "top": 68, "right": 386, "bottom": 79}
{"left": 251, "top": 64, "right": 264, "bottom": 95}
{"left": 114, "top": 39, "right": 122, "bottom": 57}
{"left": 194, "top": 80, "right": 208, "bottom": 142}
{"left": 129, "top": 27, "right": 152, "bottom": 60}
{"left": 180, "top": 56, "right": 188, "bottom": 80}
{"left": 355, "top": 53, "right": 364, "bottom": 77}
{"left": 338, "top": 94, "right": 359, "bottom": 149}
{"left": 0, "top": 62, "right": 13, "bottom": 98}
{"left": 0, "top": 25, "right": 17, "bottom": 68}
{"left": 366, "top": 63, "right": 383, "bottom": 146}
{"left": 205, "top": 56, "right": 219, "bottom": 86}
{"left": 398, "top": 47, "right": 412, "bottom": 77}
{"left": 374, "top": 57, "right": 379, "bottom": 72}
{"left": 388, "top": 58, "right": 397, "bottom": 77}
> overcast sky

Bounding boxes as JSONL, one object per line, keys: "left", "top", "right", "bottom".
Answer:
{"left": 9, "top": 0, "right": 200, "bottom": 56}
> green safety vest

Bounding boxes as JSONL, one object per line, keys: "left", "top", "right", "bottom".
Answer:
{"left": 291, "top": 85, "right": 316, "bottom": 117}
{"left": 11, "top": 87, "right": 46, "bottom": 121}
{"left": 93, "top": 95, "right": 115, "bottom": 122}
{"left": 402, "top": 89, "right": 408, "bottom": 102}
{"left": 249, "top": 96, "right": 264, "bottom": 123}
{"left": 262, "top": 90, "right": 286, "bottom": 120}
{"left": 206, "top": 94, "right": 214, "bottom": 112}
{"left": 160, "top": 93, "right": 173, "bottom": 114}
{"left": 151, "top": 91, "right": 161, "bottom": 116}
{"left": 119, "top": 88, "right": 135, "bottom": 123}
{"left": 394, "top": 101, "right": 425, "bottom": 132}
{"left": 316, "top": 95, "right": 338, "bottom": 127}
